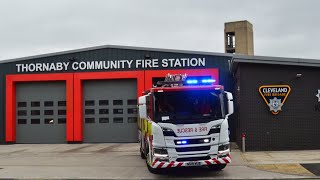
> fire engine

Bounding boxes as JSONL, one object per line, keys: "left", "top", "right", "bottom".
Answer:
{"left": 138, "top": 74, "right": 234, "bottom": 173}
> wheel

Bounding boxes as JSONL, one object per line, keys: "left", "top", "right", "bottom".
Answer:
{"left": 145, "top": 146, "right": 163, "bottom": 174}
{"left": 208, "top": 164, "right": 227, "bottom": 171}
{"left": 140, "top": 148, "right": 146, "bottom": 159}
{"left": 147, "top": 161, "right": 159, "bottom": 174}
{"left": 147, "top": 159, "right": 164, "bottom": 174}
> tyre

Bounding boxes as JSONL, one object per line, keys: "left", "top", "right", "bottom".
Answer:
{"left": 140, "top": 148, "right": 146, "bottom": 159}
{"left": 208, "top": 164, "right": 227, "bottom": 171}
{"left": 147, "top": 161, "right": 158, "bottom": 174}
{"left": 145, "top": 147, "right": 162, "bottom": 174}
{"left": 147, "top": 160, "right": 163, "bottom": 174}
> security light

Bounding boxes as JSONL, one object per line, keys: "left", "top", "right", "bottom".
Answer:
{"left": 296, "top": 73, "right": 302, "bottom": 78}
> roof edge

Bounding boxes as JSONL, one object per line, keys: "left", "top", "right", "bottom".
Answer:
{"left": 0, "top": 44, "right": 232, "bottom": 64}
{"left": 232, "top": 54, "right": 320, "bottom": 69}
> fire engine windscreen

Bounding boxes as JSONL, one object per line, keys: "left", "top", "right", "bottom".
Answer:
{"left": 154, "top": 90, "right": 224, "bottom": 123}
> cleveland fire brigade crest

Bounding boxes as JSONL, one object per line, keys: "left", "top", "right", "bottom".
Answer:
{"left": 259, "top": 85, "right": 291, "bottom": 115}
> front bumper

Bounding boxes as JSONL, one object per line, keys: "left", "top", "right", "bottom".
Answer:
{"left": 151, "top": 154, "right": 231, "bottom": 169}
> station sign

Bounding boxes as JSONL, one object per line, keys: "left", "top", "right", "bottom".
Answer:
{"left": 15, "top": 58, "right": 206, "bottom": 73}
{"left": 259, "top": 85, "right": 291, "bottom": 115}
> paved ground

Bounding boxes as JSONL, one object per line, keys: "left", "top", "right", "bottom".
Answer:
{"left": 242, "top": 149, "right": 320, "bottom": 177}
{"left": 0, "top": 143, "right": 318, "bottom": 179}
{"left": 243, "top": 150, "right": 320, "bottom": 164}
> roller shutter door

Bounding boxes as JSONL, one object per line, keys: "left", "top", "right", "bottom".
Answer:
{"left": 83, "top": 79, "right": 138, "bottom": 142}
{"left": 16, "top": 82, "right": 67, "bottom": 143}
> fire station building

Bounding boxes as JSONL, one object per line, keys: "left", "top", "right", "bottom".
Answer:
{"left": 0, "top": 45, "right": 233, "bottom": 144}
{"left": 0, "top": 44, "right": 320, "bottom": 151}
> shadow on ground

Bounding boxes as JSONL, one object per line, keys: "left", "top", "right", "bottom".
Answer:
{"left": 301, "top": 163, "right": 320, "bottom": 176}
{"left": 151, "top": 167, "right": 225, "bottom": 178}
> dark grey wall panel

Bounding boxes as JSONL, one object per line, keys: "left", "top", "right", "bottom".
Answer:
{"left": 238, "top": 63, "right": 320, "bottom": 151}
{"left": 0, "top": 48, "right": 232, "bottom": 94}
{"left": 2, "top": 48, "right": 232, "bottom": 89}
{"left": 233, "top": 65, "right": 241, "bottom": 145}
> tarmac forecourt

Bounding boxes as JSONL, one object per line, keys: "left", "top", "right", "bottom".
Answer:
{"left": 0, "top": 143, "right": 318, "bottom": 179}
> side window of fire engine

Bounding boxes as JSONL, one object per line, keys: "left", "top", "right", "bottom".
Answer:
{"left": 146, "top": 95, "right": 150, "bottom": 118}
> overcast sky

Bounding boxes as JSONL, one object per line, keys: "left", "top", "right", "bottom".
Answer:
{"left": 0, "top": 0, "right": 319, "bottom": 60}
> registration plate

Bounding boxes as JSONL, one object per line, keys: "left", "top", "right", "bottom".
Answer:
{"left": 185, "top": 161, "right": 201, "bottom": 166}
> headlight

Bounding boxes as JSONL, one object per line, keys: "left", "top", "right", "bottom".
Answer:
{"left": 208, "top": 125, "right": 221, "bottom": 134}
{"left": 162, "top": 127, "right": 173, "bottom": 132}
{"left": 218, "top": 143, "right": 230, "bottom": 158}
{"left": 153, "top": 148, "right": 169, "bottom": 161}
{"left": 153, "top": 148, "right": 168, "bottom": 155}
{"left": 162, "top": 127, "right": 176, "bottom": 136}
{"left": 218, "top": 143, "right": 230, "bottom": 151}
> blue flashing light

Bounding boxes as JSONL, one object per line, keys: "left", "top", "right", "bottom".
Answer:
{"left": 186, "top": 78, "right": 216, "bottom": 85}
{"left": 186, "top": 80, "right": 198, "bottom": 84}
{"left": 176, "top": 140, "right": 188, "bottom": 145}
{"left": 201, "top": 79, "right": 216, "bottom": 83}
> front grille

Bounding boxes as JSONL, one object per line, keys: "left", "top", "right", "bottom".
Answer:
{"left": 176, "top": 156, "right": 211, "bottom": 162}
{"left": 176, "top": 146, "right": 210, "bottom": 152}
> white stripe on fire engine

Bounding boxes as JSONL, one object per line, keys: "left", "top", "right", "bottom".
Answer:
{"left": 152, "top": 161, "right": 161, "bottom": 168}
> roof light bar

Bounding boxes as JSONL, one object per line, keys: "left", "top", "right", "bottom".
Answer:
{"left": 201, "top": 79, "right": 216, "bottom": 83}
{"left": 186, "top": 80, "right": 198, "bottom": 84}
{"left": 186, "top": 78, "right": 216, "bottom": 85}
